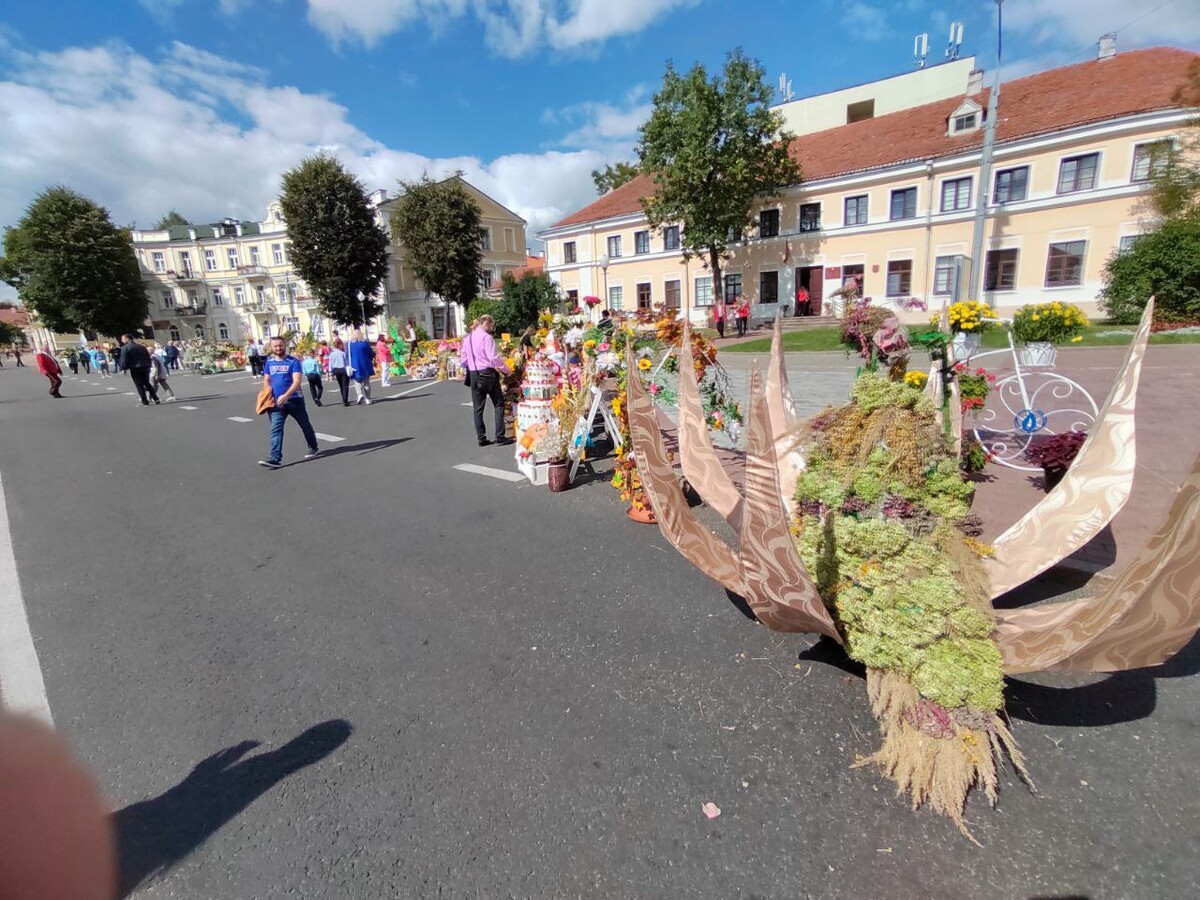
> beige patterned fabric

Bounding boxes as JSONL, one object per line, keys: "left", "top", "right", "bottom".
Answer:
{"left": 676, "top": 323, "right": 744, "bottom": 529}
{"left": 739, "top": 368, "right": 843, "bottom": 640}
{"left": 994, "top": 454, "right": 1200, "bottom": 674}
{"left": 766, "top": 317, "right": 806, "bottom": 517}
{"left": 626, "top": 346, "right": 747, "bottom": 596}
{"left": 985, "top": 300, "right": 1154, "bottom": 598}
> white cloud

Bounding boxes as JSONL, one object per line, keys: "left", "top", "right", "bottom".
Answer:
{"left": 303, "top": 0, "right": 695, "bottom": 55}
{"left": 1005, "top": 0, "right": 1200, "bottom": 52}
{"left": 547, "top": 84, "right": 652, "bottom": 153}
{"left": 0, "top": 37, "right": 611, "bottom": 289}
{"left": 843, "top": 3, "right": 890, "bottom": 43}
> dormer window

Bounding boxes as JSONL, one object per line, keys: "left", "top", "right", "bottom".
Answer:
{"left": 947, "top": 99, "right": 982, "bottom": 136}
{"left": 953, "top": 113, "right": 977, "bottom": 132}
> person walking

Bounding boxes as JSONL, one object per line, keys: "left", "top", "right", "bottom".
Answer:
{"left": 318, "top": 340, "right": 331, "bottom": 380}
{"left": 246, "top": 339, "right": 261, "bottom": 377}
{"left": 119, "top": 335, "right": 160, "bottom": 406}
{"left": 90, "top": 346, "right": 109, "bottom": 377}
{"left": 735, "top": 298, "right": 750, "bottom": 337}
{"left": 459, "top": 314, "right": 510, "bottom": 447}
{"left": 35, "top": 346, "right": 64, "bottom": 398}
{"left": 375, "top": 333, "right": 393, "bottom": 388}
{"left": 347, "top": 329, "right": 375, "bottom": 405}
{"left": 713, "top": 301, "right": 727, "bottom": 338}
{"left": 149, "top": 348, "right": 176, "bottom": 402}
{"left": 404, "top": 320, "right": 418, "bottom": 358}
{"left": 163, "top": 341, "right": 179, "bottom": 372}
{"left": 259, "top": 336, "right": 320, "bottom": 469}
{"left": 65, "top": 349, "right": 79, "bottom": 375}
{"left": 78, "top": 347, "right": 91, "bottom": 374}
{"left": 14, "top": 346, "right": 25, "bottom": 367}
{"left": 328, "top": 339, "right": 351, "bottom": 406}
{"left": 301, "top": 349, "right": 323, "bottom": 406}
{"left": 795, "top": 285, "right": 811, "bottom": 317}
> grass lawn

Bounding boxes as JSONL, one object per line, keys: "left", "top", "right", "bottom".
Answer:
{"left": 725, "top": 323, "right": 1200, "bottom": 354}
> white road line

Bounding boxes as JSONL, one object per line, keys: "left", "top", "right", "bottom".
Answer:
{"left": 228, "top": 416, "right": 253, "bottom": 423}
{"left": 315, "top": 433, "right": 345, "bottom": 443}
{"left": 124, "top": 392, "right": 136, "bottom": 396}
{"left": 392, "top": 382, "right": 435, "bottom": 397}
{"left": 106, "top": 387, "right": 116, "bottom": 391}
{"left": 0, "top": 472, "right": 53, "bottom": 725}
{"left": 179, "top": 405, "right": 198, "bottom": 410}
{"left": 453, "top": 463, "right": 526, "bottom": 483}
{"left": 461, "top": 402, "right": 473, "bottom": 406}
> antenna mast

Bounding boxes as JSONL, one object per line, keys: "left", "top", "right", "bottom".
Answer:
{"left": 946, "top": 21, "right": 964, "bottom": 61}
{"left": 914, "top": 33, "right": 929, "bottom": 69}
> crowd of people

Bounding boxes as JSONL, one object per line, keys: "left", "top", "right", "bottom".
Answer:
{"left": 18, "top": 336, "right": 182, "bottom": 403}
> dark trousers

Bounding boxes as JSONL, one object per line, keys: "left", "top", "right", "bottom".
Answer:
{"left": 68, "top": 361, "right": 78, "bottom": 374}
{"left": 80, "top": 359, "right": 90, "bottom": 373}
{"left": 333, "top": 370, "right": 350, "bottom": 405}
{"left": 129, "top": 366, "right": 159, "bottom": 404}
{"left": 306, "top": 373, "right": 324, "bottom": 404}
{"left": 736, "top": 317, "right": 748, "bottom": 337}
{"left": 249, "top": 356, "right": 261, "bottom": 376}
{"left": 715, "top": 319, "right": 725, "bottom": 338}
{"left": 470, "top": 370, "right": 504, "bottom": 441}
{"left": 44, "top": 373, "right": 63, "bottom": 397}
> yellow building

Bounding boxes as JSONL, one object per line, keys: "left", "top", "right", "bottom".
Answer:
{"left": 376, "top": 177, "right": 529, "bottom": 338}
{"left": 541, "top": 45, "right": 1196, "bottom": 325}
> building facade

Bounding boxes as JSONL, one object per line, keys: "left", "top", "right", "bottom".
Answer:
{"left": 540, "top": 46, "right": 1196, "bottom": 325}
{"left": 375, "top": 177, "right": 529, "bottom": 338}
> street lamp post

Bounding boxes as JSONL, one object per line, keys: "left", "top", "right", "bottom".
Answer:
{"left": 968, "top": 0, "right": 1004, "bottom": 300}
{"left": 599, "top": 254, "right": 610, "bottom": 316}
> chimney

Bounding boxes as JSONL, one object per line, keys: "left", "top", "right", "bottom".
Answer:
{"left": 1098, "top": 33, "right": 1116, "bottom": 60}
{"left": 966, "top": 68, "right": 984, "bottom": 95}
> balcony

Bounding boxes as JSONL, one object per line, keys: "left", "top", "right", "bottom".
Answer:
{"left": 249, "top": 302, "right": 276, "bottom": 314}
{"left": 237, "top": 264, "right": 270, "bottom": 280}
{"left": 176, "top": 302, "right": 207, "bottom": 316}
{"left": 173, "top": 269, "right": 203, "bottom": 285}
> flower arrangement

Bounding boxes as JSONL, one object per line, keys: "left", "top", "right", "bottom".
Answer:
{"left": 955, "top": 363, "right": 996, "bottom": 412}
{"left": 584, "top": 295, "right": 602, "bottom": 308}
{"left": 1025, "top": 431, "right": 1087, "bottom": 473}
{"left": 904, "top": 370, "right": 928, "bottom": 390}
{"left": 938, "top": 300, "right": 996, "bottom": 334}
{"left": 841, "top": 297, "right": 909, "bottom": 376}
{"left": 1011, "top": 301, "right": 1088, "bottom": 344}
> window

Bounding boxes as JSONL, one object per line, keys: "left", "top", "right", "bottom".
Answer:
{"left": 1045, "top": 240, "right": 1086, "bottom": 287}
{"left": 151, "top": 251, "right": 165, "bottom": 273}
{"left": 211, "top": 288, "right": 223, "bottom": 306}
{"left": 234, "top": 287, "right": 244, "bottom": 305}
{"left": 249, "top": 246, "right": 260, "bottom": 265}
{"left": 846, "top": 99, "right": 874, "bottom": 123}
{"left": 724, "top": 273, "right": 743, "bottom": 304}
{"left": 890, "top": 187, "right": 917, "bottom": 220}
{"left": 218, "top": 323, "right": 229, "bottom": 340}
{"left": 759, "top": 271, "right": 779, "bottom": 304}
{"left": 663, "top": 226, "right": 680, "bottom": 251}
{"left": 607, "top": 235, "right": 623, "bottom": 258}
{"left": 886, "top": 260, "right": 912, "bottom": 297}
{"left": 161, "top": 290, "right": 174, "bottom": 308}
{"left": 1118, "top": 235, "right": 1142, "bottom": 252}
{"left": 271, "top": 243, "right": 284, "bottom": 265}
{"left": 665, "top": 280, "right": 681, "bottom": 310}
{"left": 227, "top": 247, "right": 238, "bottom": 269}
{"left": 759, "top": 209, "right": 780, "bottom": 237}
{"left": 608, "top": 285, "right": 623, "bottom": 310}
{"left": 695, "top": 275, "right": 713, "bottom": 307}
{"left": 1057, "top": 153, "right": 1099, "bottom": 194}
{"left": 636, "top": 282, "right": 652, "bottom": 309}
{"left": 178, "top": 251, "right": 191, "bottom": 274}
{"left": 187, "top": 290, "right": 198, "bottom": 306}
{"left": 635, "top": 230, "right": 650, "bottom": 255}
{"left": 285, "top": 317, "right": 300, "bottom": 332}
{"left": 984, "top": 249, "right": 1019, "bottom": 291}
{"left": 204, "top": 249, "right": 217, "bottom": 271}
{"left": 844, "top": 195, "right": 868, "bottom": 226}
{"left": 951, "top": 113, "right": 978, "bottom": 133}
{"left": 567, "top": 289, "right": 578, "bottom": 307}
{"left": 933, "top": 256, "right": 957, "bottom": 295}
{"left": 169, "top": 325, "right": 180, "bottom": 342}
{"left": 256, "top": 286, "right": 266, "bottom": 305}
{"left": 994, "top": 166, "right": 1029, "bottom": 204}
{"left": 480, "top": 270, "right": 493, "bottom": 290}
{"left": 941, "top": 177, "right": 973, "bottom": 212}
{"left": 563, "top": 241, "right": 577, "bottom": 264}
{"left": 841, "top": 264, "right": 864, "bottom": 295}
{"left": 1132, "top": 141, "right": 1172, "bottom": 183}
{"left": 480, "top": 228, "right": 492, "bottom": 251}
{"left": 194, "top": 324, "right": 205, "bottom": 339}
{"left": 282, "top": 244, "right": 291, "bottom": 264}
{"left": 799, "top": 203, "right": 821, "bottom": 232}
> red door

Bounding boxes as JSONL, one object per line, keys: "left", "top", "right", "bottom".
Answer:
{"left": 808, "top": 266, "right": 823, "bottom": 315}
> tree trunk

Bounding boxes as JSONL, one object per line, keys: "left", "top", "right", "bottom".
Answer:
{"left": 708, "top": 247, "right": 723, "bottom": 312}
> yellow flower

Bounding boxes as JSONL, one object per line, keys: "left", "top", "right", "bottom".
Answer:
{"left": 584, "top": 339, "right": 596, "bottom": 349}
{"left": 638, "top": 358, "right": 652, "bottom": 371}
{"left": 904, "top": 371, "right": 928, "bottom": 389}
{"left": 1031, "top": 313, "right": 1040, "bottom": 321}
{"left": 1071, "top": 335, "right": 1083, "bottom": 343}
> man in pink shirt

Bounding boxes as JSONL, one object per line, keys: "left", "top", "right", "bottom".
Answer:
{"left": 459, "top": 314, "right": 511, "bottom": 446}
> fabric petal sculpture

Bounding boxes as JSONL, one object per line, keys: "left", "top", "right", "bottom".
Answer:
{"left": 766, "top": 316, "right": 806, "bottom": 516}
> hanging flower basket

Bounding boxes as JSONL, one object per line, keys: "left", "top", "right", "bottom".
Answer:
{"left": 1019, "top": 341, "right": 1058, "bottom": 368}
{"left": 583, "top": 295, "right": 602, "bottom": 308}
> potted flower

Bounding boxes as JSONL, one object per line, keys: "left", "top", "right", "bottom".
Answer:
{"left": 955, "top": 363, "right": 996, "bottom": 414}
{"left": 1011, "top": 301, "right": 1088, "bottom": 367}
{"left": 583, "top": 295, "right": 601, "bottom": 308}
{"left": 1026, "top": 431, "right": 1087, "bottom": 491}
{"left": 937, "top": 300, "right": 995, "bottom": 359}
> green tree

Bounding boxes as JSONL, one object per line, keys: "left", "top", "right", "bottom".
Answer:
{"left": 0, "top": 187, "right": 148, "bottom": 336}
{"left": 493, "top": 271, "right": 559, "bottom": 334}
{"left": 636, "top": 50, "right": 800, "bottom": 299}
{"left": 154, "top": 210, "right": 191, "bottom": 231}
{"left": 389, "top": 175, "right": 485, "bottom": 331}
{"left": 1101, "top": 218, "right": 1200, "bottom": 323}
{"left": 0, "top": 320, "right": 20, "bottom": 346}
{"left": 279, "top": 154, "right": 389, "bottom": 327}
{"left": 591, "top": 162, "right": 640, "bottom": 196}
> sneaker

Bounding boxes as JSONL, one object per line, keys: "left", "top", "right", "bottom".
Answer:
{"left": 165, "top": 396, "right": 176, "bottom": 403}
{"left": 478, "top": 438, "right": 493, "bottom": 447}
{"left": 356, "top": 396, "right": 365, "bottom": 405}
{"left": 258, "top": 459, "right": 282, "bottom": 469}
{"left": 364, "top": 397, "right": 372, "bottom": 405}
{"left": 154, "top": 399, "right": 161, "bottom": 405}
{"left": 304, "top": 448, "right": 320, "bottom": 459}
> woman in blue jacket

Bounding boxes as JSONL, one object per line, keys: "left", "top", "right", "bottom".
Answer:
{"left": 347, "top": 330, "right": 375, "bottom": 405}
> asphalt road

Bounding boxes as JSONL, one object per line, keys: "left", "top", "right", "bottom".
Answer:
{"left": 0, "top": 362, "right": 1197, "bottom": 899}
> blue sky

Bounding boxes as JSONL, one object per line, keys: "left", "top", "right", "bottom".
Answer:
{"left": 1, "top": 0, "right": 1197, "bottom": 303}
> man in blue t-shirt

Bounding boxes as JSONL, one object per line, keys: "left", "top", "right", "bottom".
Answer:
{"left": 259, "top": 336, "right": 320, "bottom": 469}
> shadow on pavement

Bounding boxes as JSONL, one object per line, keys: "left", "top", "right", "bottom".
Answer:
{"left": 312, "top": 438, "right": 412, "bottom": 460}
{"left": 373, "top": 392, "right": 432, "bottom": 403}
{"left": 113, "top": 719, "right": 352, "bottom": 898}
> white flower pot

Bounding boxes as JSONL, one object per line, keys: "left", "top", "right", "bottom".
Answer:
{"left": 951, "top": 332, "right": 981, "bottom": 358}
{"left": 1020, "top": 341, "right": 1058, "bottom": 368}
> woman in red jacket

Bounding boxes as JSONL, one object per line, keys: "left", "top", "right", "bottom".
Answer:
{"left": 35, "top": 346, "right": 64, "bottom": 398}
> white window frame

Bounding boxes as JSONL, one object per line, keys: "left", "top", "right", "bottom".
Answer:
{"left": 227, "top": 247, "right": 239, "bottom": 269}
{"left": 694, "top": 275, "right": 713, "bottom": 307}
{"left": 161, "top": 290, "right": 174, "bottom": 308}
{"left": 993, "top": 166, "right": 1030, "bottom": 204}
{"left": 204, "top": 248, "right": 217, "bottom": 271}
{"left": 1057, "top": 153, "right": 1100, "bottom": 194}
{"left": 607, "top": 235, "right": 623, "bottom": 258}
{"left": 151, "top": 251, "right": 165, "bottom": 273}
{"left": 178, "top": 251, "right": 192, "bottom": 274}
{"left": 218, "top": 323, "right": 230, "bottom": 340}
{"left": 271, "top": 243, "right": 284, "bottom": 265}
{"left": 480, "top": 227, "right": 492, "bottom": 251}
{"left": 211, "top": 288, "right": 223, "bottom": 306}
{"left": 844, "top": 195, "right": 868, "bottom": 227}
{"left": 249, "top": 245, "right": 260, "bottom": 265}
{"left": 608, "top": 284, "right": 623, "bottom": 311}
{"left": 940, "top": 177, "right": 973, "bottom": 213}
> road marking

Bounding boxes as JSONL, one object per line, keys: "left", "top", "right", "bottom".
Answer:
{"left": 461, "top": 402, "right": 473, "bottom": 406}
{"left": 393, "top": 382, "right": 434, "bottom": 397}
{"left": 0, "top": 472, "right": 53, "bottom": 725}
{"left": 106, "top": 387, "right": 116, "bottom": 391}
{"left": 124, "top": 392, "right": 136, "bottom": 396}
{"left": 453, "top": 463, "right": 526, "bottom": 483}
{"left": 315, "top": 433, "right": 345, "bottom": 443}
{"left": 180, "top": 405, "right": 198, "bottom": 410}
{"left": 228, "top": 416, "right": 253, "bottom": 423}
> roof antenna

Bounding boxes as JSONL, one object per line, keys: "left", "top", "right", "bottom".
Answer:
{"left": 778, "top": 72, "right": 795, "bottom": 103}
{"left": 914, "top": 32, "right": 929, "bottom": 69}
{"left": 946, "top": 21, "right": 964, "bottom": 61}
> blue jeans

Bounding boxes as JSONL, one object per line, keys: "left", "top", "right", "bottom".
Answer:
{"left": 267, "top": 398, "right": 318, "bottom": 463}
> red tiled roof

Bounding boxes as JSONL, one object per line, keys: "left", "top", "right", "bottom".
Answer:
{"left": 549, "top": 47, "right": 1198, "bottom": 230}
{"left": 0, "top": 306, "right": 31, "bottom": 328}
